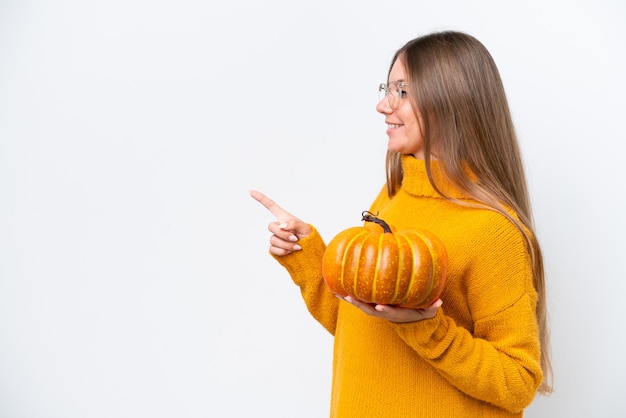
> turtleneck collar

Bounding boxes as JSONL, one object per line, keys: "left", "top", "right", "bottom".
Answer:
{"left": 400, "top": 154, "right": 470, "bottom": 199}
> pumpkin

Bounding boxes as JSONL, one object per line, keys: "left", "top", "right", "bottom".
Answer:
{"left": 322, "top": 211, "right": 448, "bottom": 309}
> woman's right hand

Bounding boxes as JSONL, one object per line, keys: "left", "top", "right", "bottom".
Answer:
{"left": 250, "top": 190, "right": 312, "bottom": 256}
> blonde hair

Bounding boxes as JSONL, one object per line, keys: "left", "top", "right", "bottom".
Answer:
{"left": 385, "top": 31, "right": 553, "bottom": 394}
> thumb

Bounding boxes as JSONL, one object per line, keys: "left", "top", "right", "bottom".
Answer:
{"left": 279, "top": 219, "right": 312, "bottom": 238}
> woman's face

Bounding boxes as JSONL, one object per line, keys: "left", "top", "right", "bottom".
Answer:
{"left": 376, "top": 57, "right": 425, "bottom": 159}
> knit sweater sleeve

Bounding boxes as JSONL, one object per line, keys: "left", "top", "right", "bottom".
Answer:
{"left": 392, "top": 217, "right": 543, "bottom": 413}
{"left": 272, "top": 226, "right": 339, "bottom": 335}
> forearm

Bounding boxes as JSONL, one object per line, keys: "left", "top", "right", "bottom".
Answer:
{"left": 272, "top": 226, "right": 339, "bottom": 334}
{"left": 393, "top": 294, "right": 543, "bottom": 412}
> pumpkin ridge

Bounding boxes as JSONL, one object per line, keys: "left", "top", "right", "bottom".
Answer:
{"left": 411, "top": 231, "right": 437, "bottom": 308}
{"left": 370, "top": 235, "right": 380, "bottom": 302}
{"left": 372, "top": 232, "right": 391, "bottom": 302}
{"left": 398, "top": 233, "right": 417, "bottom": 306}
{"left": 393, "top": 234, "right": 409, "bottom": 304}
{"left": 356, "top": 233, "right": 374, "bottom": 299}
{"left": 340, "top": 230, "right": 369, "bottom": 296}
{"left": 391, "top": 234, "right": 401, "bottom": 304}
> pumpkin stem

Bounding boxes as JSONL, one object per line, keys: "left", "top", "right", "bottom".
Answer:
{"left": 361, "top": 211, "right": 392, "bottom": 233}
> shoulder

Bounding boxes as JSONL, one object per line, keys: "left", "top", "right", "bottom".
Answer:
{"left": 444, "top": 203, "right": 527, "bottom": 249}
{"left": 370, "top": 184, "right": 389, "bottom": 206}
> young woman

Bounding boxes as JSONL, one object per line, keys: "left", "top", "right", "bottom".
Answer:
{"left": 251, "top": 30, "right": 552, "bottom": 417}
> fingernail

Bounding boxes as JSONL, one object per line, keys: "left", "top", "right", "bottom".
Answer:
{"left": 293, "top": 244, "right": 302, "bottom": 251}
{"left": 279, "top": 223, "right": 288, "bottom": 229}
{"left": 289, "top": 235, "right": 298, "bottom": 242}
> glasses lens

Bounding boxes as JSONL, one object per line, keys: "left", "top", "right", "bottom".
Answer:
{"left": 383, "top": 82, "right": 407, "bottom": 108}
{"left": 388, "top": 86, "right": 398, "bottom": 108}
{"left": 379, "top": 82, "right": 404, "bottom": 108}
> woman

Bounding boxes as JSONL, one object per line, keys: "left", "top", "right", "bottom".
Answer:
{"left": 251, "top": 30, "right": 552, "bottom": 417}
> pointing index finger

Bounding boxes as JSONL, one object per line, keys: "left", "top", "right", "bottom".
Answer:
{"left": 250, "top": 190, "right": 287, "bottom": 219}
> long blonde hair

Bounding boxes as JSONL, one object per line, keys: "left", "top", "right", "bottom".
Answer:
{"left": 385, "top": 31, "right": 553, "bottom": 394}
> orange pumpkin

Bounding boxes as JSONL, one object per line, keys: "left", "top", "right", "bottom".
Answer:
{"left": 322, "top": 211, "right": 448, "bottom": 308}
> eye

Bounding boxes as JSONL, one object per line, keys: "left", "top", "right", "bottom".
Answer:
{"left": 397, "top": 83, "right": 408, "bottom": 99}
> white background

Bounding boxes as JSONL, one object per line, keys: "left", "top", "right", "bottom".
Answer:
{"left": 1, "top": 0, "right": 624, "bottom": 417}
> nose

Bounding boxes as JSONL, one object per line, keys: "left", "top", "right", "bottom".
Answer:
{"left": 376, "top": 96, "right": 392, "bottom": 114}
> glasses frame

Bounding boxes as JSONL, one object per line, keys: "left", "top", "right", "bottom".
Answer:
{"left": 379, "top": 81, "right": 407, "bottom": 109}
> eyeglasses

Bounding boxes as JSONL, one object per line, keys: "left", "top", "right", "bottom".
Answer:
{"left": 379, "top": 81, "right": 407, "bottom": 109}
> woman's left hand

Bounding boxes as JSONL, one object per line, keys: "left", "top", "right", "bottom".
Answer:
{"left": 339, "top": 296, "right": 443, "bottom": 323}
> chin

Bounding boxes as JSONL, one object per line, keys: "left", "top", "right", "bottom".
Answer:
{"left": 387, "top": 142, "right": 405, "bottom": 154}
{"left": 388, "top": 145, "right": 415, "bottom": 155}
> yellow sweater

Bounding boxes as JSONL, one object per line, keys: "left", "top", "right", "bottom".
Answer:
{"left": 274, "top": 155, "right": 543, "bottom": 417}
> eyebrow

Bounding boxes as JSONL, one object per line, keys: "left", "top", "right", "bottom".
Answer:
{"left": 388, "top": 79, "right": 406, "bottom": 85}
